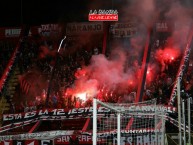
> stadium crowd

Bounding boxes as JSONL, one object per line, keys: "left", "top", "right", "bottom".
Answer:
{"left": 1, "top": 34, "right": 191, "bottom": 114}
{"left": 0, "top": 28, "right": 192, "bottom": 138}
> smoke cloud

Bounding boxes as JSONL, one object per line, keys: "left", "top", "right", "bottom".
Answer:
{"left": 69, "top": 0, "right": 193, "bottom": 102}
{"left": 165, "top": 1, "right": 193, "bottom": 48}
{"left": 18, "top": 0, "right": 193, "bottom": 104}
{"left": 67, "top": 48, "right": 138, "bottom": 100}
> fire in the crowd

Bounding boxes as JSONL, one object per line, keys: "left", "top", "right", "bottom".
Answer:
{"left": 61, "top": 45, "right": 181, "bottom": 104}
{"left": 75, "top": 68, "right": 87, "bottom": 79}
{"left": 145, "top": 63, "right": 159, "bottom": 85}
{"left": 65, "top": 53, "right": 141, "bottom": 103}
{"left": 128, "top": 80, "right": 134, "bottom": 86}
{"left": 64, "top": 79, "right": 99, "bottom": 103}
{"left": 146, "top": 66, "right": 153, "bottom": 83}
{"left": 147, "top": 64, "right": 152, "bottom": 74}
{"left": 155, "top": 47, "right": 181, "bottom": 63}
{"left": 65, "top": 89, "right": 96, "bottom": 103}
{"left": 74, "top": 92, "right": 87, "bottom": 102}
{"left": 127, "top": 77, "right": 137, "bottom": 89}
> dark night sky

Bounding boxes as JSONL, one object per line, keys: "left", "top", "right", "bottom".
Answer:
{"left": 0, "top": 0, "right": 192, "bottom": 27}
{"left": 0, "top": 0, "right": 119, "bottom": 27}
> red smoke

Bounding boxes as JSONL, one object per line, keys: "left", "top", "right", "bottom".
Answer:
{"left": 155, "top": 47, "right": 181, "bottom": 63}
{"left": 74, "top": 68, "right": 87, "bottom": 79}
{"left": 64, "top": 50, "right": 139, "bottom": 102}
{"left": 65, "top": 78, "right": 99, "bottom": 102}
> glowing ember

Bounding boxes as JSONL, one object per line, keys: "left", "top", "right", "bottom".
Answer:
{"left": 128, "top": 80, "right": 133, "bottom": 85}
{"left": 146, "top": 67, "right": 152, "bottom": 82}
{"left": 145, "top": 64, "right": 158, "bottom": 84}
{"left": 147, "top": 70, "right": 150, "bottom": 75}
{"left": 75, "top": 92, "right": 87, "bottom": 101}
{"left": 155, "top": 47, "right": 181, "bottom": 63}
{"left": 75, "top": 68, "right": 87, "bottom": 79}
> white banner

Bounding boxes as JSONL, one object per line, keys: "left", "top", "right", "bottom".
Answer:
{"left": 0, "top": 131, "right": 73, "bottom": 141}
{"left": 3, "top": 105, "right": 176, "bottom": 122}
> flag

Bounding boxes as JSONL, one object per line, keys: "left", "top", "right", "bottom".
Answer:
{"left": 19, "top": 76, "right": 31, "bottom": 95}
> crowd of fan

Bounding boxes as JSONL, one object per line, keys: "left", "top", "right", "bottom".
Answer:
{"left": 1, "top": 34, "right": 193, "bottom": 136}
{"left": 1, "top": 34, "right": 193, "bottom": 114}
{"left": 145, "top": 39, "right": 193, "bottom": 107}
{"left": 12, "top": 37, "right": 94, "bottom": 112}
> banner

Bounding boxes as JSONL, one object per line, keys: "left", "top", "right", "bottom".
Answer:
{"left": 5, "top": 28, "right": 21, "bottom": 37}
{"left": 4, "top": 28, "right": 32, "bottom": 38}
{"left": 0, "top": 140, "right": 53, "bottom": 145}
{"left": 0, "top": 129, "right": 163, "bottom": 144}
{"left": 3, "top": 107, "right": 110, "bottom": 122}
{"left": 110, "top": 22, "right": 137, "bottom": 38}
{"left": 0, "top": 136, "right": 164, "bottom": 145}
{"left": 1, "top": 113, "right": 180, "bottom": 136}
{"left": 0, "top": 105, "right": 176, "bottom": 134}
{"left": 0, "top": 24, "right": 60, "bottom": 39}
{"left": 56, "top": 133, "right": 164, "bottom": 144}
{"left": 0, "top": 27, "right": 23, "bottom": 38}
{"left": 38, "top": 24, "right": 61, "bottom": 37}
{"left": 0, "top": 119, "right": 35, "bottom": 132}
{"left": 20, "top": 77, "right": 31, "bottom": 95}
{"left": 55, "top": 135, "right": 91, "bottom": 144}
{"left": 155, "top": 21, "right": 173, "bottom": 32}
{"left": 4, "top": 24, "right": 61, "bottom": 38}
{"left": 66, "top": 22, "right": 103, "bottom": 35}
{"left": 0, "top": 131, "right": 73, "bottom": 141}
{"left": 3, "top": 105, "right": 176, "bottom": 122}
